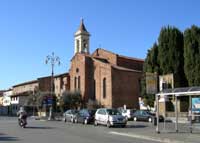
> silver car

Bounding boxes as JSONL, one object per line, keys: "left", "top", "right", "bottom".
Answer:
{"left": 63, "top": 109, "right": 78, "bottom": 123}
{"left": 94, "top": 108, "right": 127, "bottom": 128}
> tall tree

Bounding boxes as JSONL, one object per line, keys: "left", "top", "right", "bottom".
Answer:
{"left": 141, "top": 43, "right": 159, "bottom": 107}
{"left": 158, "top": 26, "right": 187, "bottom": 87}
{"left": 184, "top": 25, "right": 200, "bottom": 86}
{"left": 144, "top": 43, "right": 159, "bottom": 73}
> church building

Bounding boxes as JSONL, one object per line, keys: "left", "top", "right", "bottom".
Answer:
{"left": 69, "top": 20, "right": 144, "bottom": 108}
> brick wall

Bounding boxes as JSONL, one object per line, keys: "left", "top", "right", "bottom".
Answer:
{"left": 111, "top": 68, "right": 142, "bottom": 109}
{"left": 117, "top": 56, "right": 144, "bottom": 71}
{"left": 69, "top": 54, "right": 87, "bottom": 100}
{"left": 38, "top": 77, "right": 51, "bottom": 92}
{"left": 93, "top": 59, "right": 112, "bottom": 108}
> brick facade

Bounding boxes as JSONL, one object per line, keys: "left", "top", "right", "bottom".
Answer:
{"left": 70, "top": 48, "right": 144, "bottom": 108}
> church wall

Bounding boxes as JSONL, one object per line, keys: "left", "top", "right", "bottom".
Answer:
{"left": 69, "top": 54, "right": 87, "bottom": 100}
{"left": 93, "top": 60, "right": 112, "bottom": 108}
{"left": 111, "top": 68, "right": 142, "bottom": 109}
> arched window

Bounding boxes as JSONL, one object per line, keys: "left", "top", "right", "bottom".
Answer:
{"left": 103, "top": 78, "right": 106, "bottom": 99}
{"left": 78, "top": 76, "right": 80, "bottom": 89}
{"left": 74, "top": 77, "right": 77, "bottom": 89}
{"left": 76, "top": 40, "right": 80, "bottom": 52}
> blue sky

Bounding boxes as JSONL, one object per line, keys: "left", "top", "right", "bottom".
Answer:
{"left": 0, "top": 0, "right": 200, "bottom": 89}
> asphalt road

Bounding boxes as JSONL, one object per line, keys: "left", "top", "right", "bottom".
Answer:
{"left": 0, "top": 117, "right": 160, "bottom": 143}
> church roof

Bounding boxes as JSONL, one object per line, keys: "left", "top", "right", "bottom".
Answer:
{"left": 111, "top": 65, "right": 142, "bottom": 73}
{"left": 92, "top": 48, "right": 144, "bottom": 63}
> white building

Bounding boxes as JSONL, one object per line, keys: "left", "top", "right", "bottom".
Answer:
{"left": 2, "top": 89, "right": 13, "bottom": 115}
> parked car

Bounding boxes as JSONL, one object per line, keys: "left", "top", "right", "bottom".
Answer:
{"left": 74, "top": 109, "right": 96, "bottom": 124}
{"left": 120, "top": 109, "right": 136, "bottom": 120}
{"left": 63, "top": 109, "right": 78, "bottom": 123}
{"left": 94, "top": 108, "right": 127, "bottom": 128}
{"left": 132, "top": 110, "right": 164, "bottom": 122}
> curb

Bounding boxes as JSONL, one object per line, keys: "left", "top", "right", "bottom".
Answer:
{"left": 109, "top": 131, "right": 188, "bottom": 143}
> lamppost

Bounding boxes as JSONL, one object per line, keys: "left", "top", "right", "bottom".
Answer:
{"left": 45, "top": 52, "right": 60, "bottom": 120}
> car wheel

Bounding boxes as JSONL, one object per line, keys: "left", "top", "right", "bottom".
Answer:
{"left": 148, "top": 117, "right": 152, "bottom": 122}
{"left": 74, "top": 118, "right": 78, "bottom": 123}
{"left": 94, "top": 120, "right": 98, "bottom": 126}
{"left": 133, "top": 117, "right": 137, "bottom": 121}
{"left": 64, "top": 118, "right": 66, "bottom": 122}
{"left": 107, "top": 121, "right": 111, "bottom": 128}
{"left": 71, "top": 117, "right": 74, "bottom": 123}
{"left": 84, "top": 119, "right": 88, "bottom": 125}
{"left": 121, "top": 125, "right": 126, "bottom": 128}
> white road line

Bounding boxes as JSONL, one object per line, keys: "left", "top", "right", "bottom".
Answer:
{"left": 109, "top": 131, "right": 184, "bottom": 143}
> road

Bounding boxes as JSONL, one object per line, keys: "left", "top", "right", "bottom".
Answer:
{"left": 0, "top": 117, "right": 160, "bottom": 143}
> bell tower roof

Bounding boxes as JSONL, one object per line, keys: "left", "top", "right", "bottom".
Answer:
{"left": 78, "top": 19, "right": 88, "bottom": 32}
{"left": 75, "top": 19, "right": 90, "bottom": 36}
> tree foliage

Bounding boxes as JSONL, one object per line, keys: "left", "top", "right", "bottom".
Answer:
{"left": 144, "top": 43, "right": 159, "bottom": 73}
{"left": 158, "top": 26, "right": 187, "bottom": 87}
{"left": 142, "top": 43, "right": 159, "bottom": 106}
{"left": 184, "top": 25, "right": 200, "bottom": 86}
{"left": 142, "top": 26, "right": 192, "bottom": 107}
{"left": 59, "top": 90, "right": 82, "bottom": 111}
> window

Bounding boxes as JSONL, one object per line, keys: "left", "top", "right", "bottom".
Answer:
{"left": 74, "top": 77, "right": 77, "bottom": 89}
{"left": 76, "top": 40, "right": 80, "bottom": 52}
{"left": 78, "top": 76, "right": 80, "bottom": 89}
{"left": 93, "top": 80, "right": 96, "bottom": 100}
{"left": 98, "top": 109, "right": 106, "bottom": 115}
{"left": 103, "top": 78, "right": 106, "bottom": 98}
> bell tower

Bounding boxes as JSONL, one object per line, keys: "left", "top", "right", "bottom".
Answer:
{"left": 74, "top": 19, "right": 90, "bottom": 54}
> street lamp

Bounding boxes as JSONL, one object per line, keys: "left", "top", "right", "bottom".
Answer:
{"left": 45, "top": 52, "right": 60, "bottom": 120}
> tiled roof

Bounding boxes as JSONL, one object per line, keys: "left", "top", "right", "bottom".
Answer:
{"left": 111, "top": 65, "right": 142, "bottom": 73}
{"left": 13, "top": 80, "right": 38, "bottom": 87}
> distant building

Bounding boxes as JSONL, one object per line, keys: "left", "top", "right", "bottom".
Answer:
{"left": 0, "top": 90, "right": 4, "bottom": 106}
{"left": 12, "top": 80, "right": 38, "bottom": 115}
{"left": 54, "top": 73, "right": 70, "bottom": 106}
{"left": 69, "top": 20, "right": 144, "bottom": 108}
{"left": 2, "top": 89, "right": 13, "bottom": 115}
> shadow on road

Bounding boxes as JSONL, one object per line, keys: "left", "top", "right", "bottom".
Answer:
{"left": 0, "top": 136, "right": 19, "bottom": 141}
{"left": 126, "top": 125, "right": 147, "bottom": 128}
{"left": 25, "top": 126, "right": 55, "bottom": 129}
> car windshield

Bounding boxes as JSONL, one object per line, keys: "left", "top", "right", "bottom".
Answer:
{"left": 71, "top": 110, "right": 78, "bottom": 114}
{"left": 107, "top": 109, "right": 121, "bottom": 115}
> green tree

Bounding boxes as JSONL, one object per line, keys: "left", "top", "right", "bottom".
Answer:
{"left": 144, "top": 43, "right": 159, "bottom": 73}
{"left": 59, "top": 90, "right": 82, "bottom": 111}
{"left": 25, "top": 89, "right": 46, "bottom": 116}
{"left": 141, "top": 43, "right": 159, "bottom": 107}
{"left": 158, "top": 26, "right": 187, "bottom": 87}
{"left": 184, "top": 25, "right": 200, "bottom": 86}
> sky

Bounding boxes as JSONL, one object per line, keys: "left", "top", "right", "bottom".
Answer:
{"left": 0, "top": 0, "right": 200, "bottom": 90}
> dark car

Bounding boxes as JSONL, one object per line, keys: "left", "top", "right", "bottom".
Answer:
{"left": 63, "top": 109, "right": 78, "bottom": 123}
{"left": 132, "top": 110, "right": 164, "bottom": 122}
{"left": 74, "top": 109, "right": 96, "bottom": 124}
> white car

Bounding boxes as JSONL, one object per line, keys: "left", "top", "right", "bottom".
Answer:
{"left": 94, "top": 108, "right": 127, "bottom": 128}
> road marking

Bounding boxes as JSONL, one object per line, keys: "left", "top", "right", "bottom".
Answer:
{"left": 109, "top": 131, "right": 184, "bottom": 143}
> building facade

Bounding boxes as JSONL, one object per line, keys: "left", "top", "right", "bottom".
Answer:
{"left": 2, "top": 89, "right": 13, "bottom": 115}
{"left": 69, "top": 20, "right": 144, "bottom": 108}
{"left": 11, "top": 80, "right": 39, "bottom": 115}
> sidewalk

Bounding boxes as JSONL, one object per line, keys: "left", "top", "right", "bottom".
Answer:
{"left": 110, "top": 122, "right": 200, "bottom": 143}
